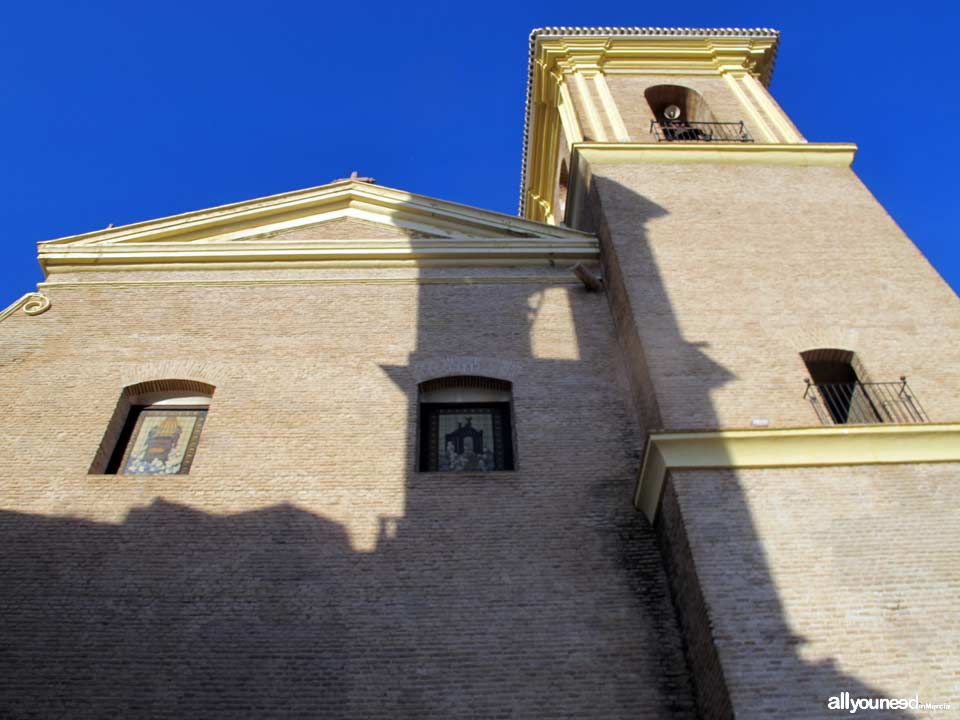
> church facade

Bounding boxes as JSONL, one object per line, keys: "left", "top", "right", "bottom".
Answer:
{"left": 1, "top": 27, "right": 957, "bottom": 718}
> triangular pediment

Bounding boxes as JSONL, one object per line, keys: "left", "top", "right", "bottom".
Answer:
{"left": 38, "top": 180, "right": 596, "bottom": 274}
{"left": 40, "top": 180, "right": 579, "bottom": 247}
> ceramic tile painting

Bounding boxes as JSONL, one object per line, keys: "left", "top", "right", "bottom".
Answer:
{"left": 120, "top": 408, "right": 207, "bottom": 475}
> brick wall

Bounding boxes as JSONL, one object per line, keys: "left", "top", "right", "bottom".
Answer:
{"left": 0, "top": 268, "right": 695, "bottom": 718}
{"left": 657, "top": 483, "right": 733, "bottom": 720}
{"left": 587, "top": 162, "right": 960, "bottom": 431}
{"left": 583, "top": 153, "right": 960, "bottom": 719}
{"left": 666, "top": 465, "right": 960, "bottom": 719}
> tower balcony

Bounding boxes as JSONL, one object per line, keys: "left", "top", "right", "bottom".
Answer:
{"left": 803, "top": 377, "right": 928, "bottom": 425}
{"left": 649, "top": 120, "right": 753, "bottom": 143}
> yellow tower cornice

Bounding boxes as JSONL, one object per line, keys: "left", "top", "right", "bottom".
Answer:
{"left": 563, "top": 142, "right": 858, "bottom": 229}
{"left": 537, "top": 34, "right": 778, "bottom": 80}
{"left": 635, "top": 424, "right": 960, "bottom": 522}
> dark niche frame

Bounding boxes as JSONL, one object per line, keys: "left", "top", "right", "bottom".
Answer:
{"left": 418, "top": 402, "right": 515, "bottom": 473}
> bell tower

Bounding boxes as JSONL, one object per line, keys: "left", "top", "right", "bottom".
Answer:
{"left": 521, "top": 26, "right": 960, "bottom": 720}
{"left": 521, "top": 27, "right": 809, "bottom": 227}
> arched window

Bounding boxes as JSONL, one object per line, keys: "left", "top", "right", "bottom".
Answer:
{"left": 644, "top": 84, "right": 751, "bottom": 142}
{"left": 645, "top": 85, "right": 713, "bottom": 123}
{"left": 801, "top": 349, "right": 879, "bottom": 424}
{"left": 418, "top": 376, "right": 515, "bottom": 472}
{"left": 90, "top": 379, "right": 215, "bottom": 475}
{"left": 801, "top": 350, "right": 929, "bottom": 425}
{"left": 645, "top": 84, "right": 716, "bottom": 141}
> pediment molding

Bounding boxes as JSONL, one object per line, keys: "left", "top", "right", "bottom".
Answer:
{"left": 39, "top": 180, "right": 597, "bottom": 275}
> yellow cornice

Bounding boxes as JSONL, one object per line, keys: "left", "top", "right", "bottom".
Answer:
{"left": 564, "top": 142, "right": 857, "bottom": 230}
{"left": 38, "top": 274, "right": 582, "bottom": 291}
{"left": 40, "top": 236, "right": 599, "bottom": 274}
{"left": 573, "top": 142, "right": 857, "bottom": 167}
{"left": 635, "top": 424, "right": 960, "bottom": 522}
{"left": 537, "top": 36, "right": 778, "bottom": 81}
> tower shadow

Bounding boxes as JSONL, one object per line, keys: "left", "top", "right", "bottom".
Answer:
{"left": 584, "top": 174, "right": 914, "bottom": 719}
{"left": 0, "top": 180, "right": 919, "bottom": 719}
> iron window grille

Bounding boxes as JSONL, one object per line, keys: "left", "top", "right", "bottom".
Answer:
{"left": 649, "top": 120, "right": 753, "bottom": 143}
{"left": 803, "top": 377, "right": 928, "bottom": 425}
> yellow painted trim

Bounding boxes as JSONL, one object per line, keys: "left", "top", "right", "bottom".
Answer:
{"left": 37, "top": 175, "right": 599, "bottom": 275}
{"left": 592, "top": 74, "right": 630, "bottom": 142}
{"left": 0, "top": 294, "right": 32, "bottom": 323}
{"left": 536, "top": 36, "right": 778, "bottom": 85}
{"left": 574, "top": 142, "right": 857, "bottom": 167}
{"left": 41, "top": 261, "right": 595, "bottom": 273}
{"left": 44, "top": 260, "right": 597, "bottom": 274}
{"left": 602, "top": 67, "right": 729, "bottom": 77}
{"left": 39, "top": 275, "right": 583, "bottom": 290}
{"left": 635, "top": 424, "right": 960, "bottom": 522}
{"left": 0, "top": 292, "right": 51, "bottom": 324}
{"left": 523, "top": 66, "right": 569, "bottom": 225}
{"left": 721, "top": 72, "right": 777, "bottom": 143}
{"left": 573, "top": 73, "right": 607, "bottom": 142}
{"left": 557, "top": 82, "right": 584, "bottom": 146}
{"left": 40, "top": 180, "right": 591, "bottom": 252}
{"left": 40, "top": 235, "right": 599, "bottom": 272}
{"left": 739, "top": 72, "right": 803, "bottom": 143}
{"left": 565, "top": 142, "right": 857, "bottom": 229}
{"left": 522, "top": 33, "right": 781, "bottom": 220}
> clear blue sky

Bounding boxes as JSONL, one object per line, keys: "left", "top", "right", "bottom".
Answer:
{"left": 2, "top": 2, "right": 958, "bottom": 308}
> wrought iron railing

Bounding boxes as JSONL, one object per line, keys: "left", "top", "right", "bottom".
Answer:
{"left": 803, "top": 377, "right": 928, "bottom": 425}
{"left": 649, "top": 120, "right": 753, "bottom": 143}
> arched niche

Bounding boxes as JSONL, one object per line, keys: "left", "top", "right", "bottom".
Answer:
{"left": 800, "top": 349, "right": 877, "bottom": 425}
{"left": 417, "top": 376, "right": 515, "bottom": 472}
{"left": 89, "top": 379, "right": 215, "bottom": 475}
{"left": 644, "top": 84, "right": 717, "bottom": 125}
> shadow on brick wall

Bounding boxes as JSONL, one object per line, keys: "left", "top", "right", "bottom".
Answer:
{"left": 0, "top": 490, "right": 694, "bottom": 718}
{"left": 0, "top": 177, "right": 918, "bottom": 720}
{"left": 585, "top": 176, "right": 913, "bottom": 719}
{"left": 0, "top": 502, "right": 355, "bottom": 717}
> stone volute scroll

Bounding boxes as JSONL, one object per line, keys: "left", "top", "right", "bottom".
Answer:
{"left": 22, "top": 293, "right": 51, "bottom": 316}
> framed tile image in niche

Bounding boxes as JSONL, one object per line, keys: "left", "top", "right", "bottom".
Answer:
{"left": 417, "top": 375, "right": 516, "bottom": 472}
{"left": 112, "top": 407, "right": 207, "bottom": 475}
{"left": 89, "top": 379, "right": 215, "bottom": 476}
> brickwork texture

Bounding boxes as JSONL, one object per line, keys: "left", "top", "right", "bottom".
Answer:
{"left": 0, "top": 272, "right": 695, "bottom": 718}
{"left": 666, "top": 466, "right": 960, "bottom": 719}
